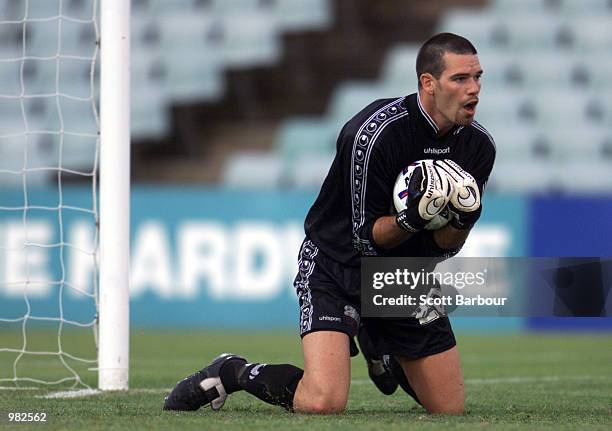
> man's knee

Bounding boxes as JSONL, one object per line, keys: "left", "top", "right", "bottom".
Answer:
{"left": 395, "top": 348, "right": 465, "bottom": 415}
{"left": 300, "top": 395, "right": 347, "bottom": 414}
{"left": 294, "top": 378, "right": 348, "bottom": 414}
{"left": 418, "top": 374, "right": 464, "bottom": 415}
{"left": 423, "top": 395, "right": 464, "bottom": 415}
{"left": 295, "top": 331, "right": 351, "bottom": 414}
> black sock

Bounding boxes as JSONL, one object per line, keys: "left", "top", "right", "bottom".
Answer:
{"left": 219, "top": 358, "right": 247, "bottom": 394}
{"left": 386, "top": 355, "right": 422, "bottom": 406}
{"left": 237, "top": 363, "right": 304, "bottom": 411}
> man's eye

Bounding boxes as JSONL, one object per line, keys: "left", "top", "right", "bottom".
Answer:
{"left": 454, "top": 77, "right": 466, "bottom": 82}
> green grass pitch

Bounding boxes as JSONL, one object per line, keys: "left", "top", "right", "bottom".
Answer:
{"left": 0, "top": 330, "right": 611, "bottom": 430}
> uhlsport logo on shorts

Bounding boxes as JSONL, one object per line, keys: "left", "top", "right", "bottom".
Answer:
{"left": 319, "top": 315, "right": 342, "bottom": 322}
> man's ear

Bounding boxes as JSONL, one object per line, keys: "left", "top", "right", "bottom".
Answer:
{"left": 419, "top": 73, "right": 435, "bottom": 95}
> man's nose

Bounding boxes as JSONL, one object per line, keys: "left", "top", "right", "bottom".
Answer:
{"left": 468, "top": 78, "right": 480, "bottom": 94}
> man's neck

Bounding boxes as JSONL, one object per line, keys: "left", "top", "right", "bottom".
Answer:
{"left": 417, "top": 90, "right": 454, "bottom": 137}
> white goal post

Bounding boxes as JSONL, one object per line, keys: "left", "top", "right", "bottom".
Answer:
{"left": 0, "top": 0, "right": 130, "bottom": 392}
{"left": 98, "top": 0, "right": 130, "bottom": 391}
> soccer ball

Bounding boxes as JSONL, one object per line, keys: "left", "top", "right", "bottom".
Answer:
{"left": 392, "top": 160, "right": 453, "bottom": 231}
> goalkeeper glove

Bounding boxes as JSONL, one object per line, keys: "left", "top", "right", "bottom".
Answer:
{"left": 434, "top": 159, "right": 481, "bottom": 230}
{"left": 395, "top": 160, "right": 452, "bottom": 233}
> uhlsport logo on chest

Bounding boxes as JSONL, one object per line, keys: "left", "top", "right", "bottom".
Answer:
{"left": 424, "top": 147, "right": 450, "bottom": 155}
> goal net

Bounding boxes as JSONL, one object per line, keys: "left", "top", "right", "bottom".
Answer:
{"left": 0, "top": 0, "right": 129, "bottom": 391}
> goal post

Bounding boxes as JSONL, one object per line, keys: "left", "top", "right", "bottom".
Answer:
{"left": 0, "top": 0, "right": 130, "bottom": 392}
{"left": 98, "top": 0, "right": 130, "bottom": 391}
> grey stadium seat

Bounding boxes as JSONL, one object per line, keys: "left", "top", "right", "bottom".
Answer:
{"left": 380, "top": 44, "right": 420, "bottom": 88}
{"left": 272, "top": 0, "right": 333, "bottom": 32}
{"left": 544, "top": 127, "right": 611, "bottom": 162}
{"left": 554, "top": 160, "right": 612, "bottom": 193}
{"left": 472, "top": 89, "right": 532, "bottom": 128}
{"left": 275, "top": 117, "right": 336, "bottom": 162}
{"left": 218, "top": 12, "right": 280, "bottom": 68}
{"left": 530, "top": 90, "right": 606, "bottom": 128}
{"left": 437, "top": 11, "right": 508, "bottom": 50}
{"left": 222, "top": 151, "right": 283, "bottom": 188}
{"left": 285, "top": 153, "right": 334, "bottom": 188}
{"left": 487, "top": 159, "right": 557, "bottom": 194}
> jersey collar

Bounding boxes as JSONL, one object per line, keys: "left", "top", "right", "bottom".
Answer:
{"left": 417, "top": 91, "right": 440, "bottom": 135}
{"left": 416, "top": 91, "right": 463, "bottom": 138}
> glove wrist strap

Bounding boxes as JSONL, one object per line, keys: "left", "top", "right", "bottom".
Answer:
{"left": 396, "top": 210, "right": 427, "bottom": 233}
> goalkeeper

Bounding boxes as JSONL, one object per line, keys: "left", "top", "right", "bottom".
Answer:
{"left": 164, "top": 33, "right": 495, "bottom": 415}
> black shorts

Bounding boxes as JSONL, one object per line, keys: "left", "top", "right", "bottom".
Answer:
{"left": 293, "top": 238, "right": 456, "bottom": 360}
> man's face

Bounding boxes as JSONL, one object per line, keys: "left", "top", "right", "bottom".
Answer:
{"left": 431, "top": 52, "right": 482, "bottom": 126}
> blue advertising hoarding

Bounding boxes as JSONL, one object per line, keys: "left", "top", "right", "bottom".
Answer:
{"left": 2, "top": 187, "right": 608, "bottom": 331}
{"left": 528, "top": 196, "right": 612, "bottom": 330}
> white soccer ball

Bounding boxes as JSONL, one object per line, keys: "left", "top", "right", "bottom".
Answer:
{"left": 392, "top": 160, "right": 453, "bottom": 231}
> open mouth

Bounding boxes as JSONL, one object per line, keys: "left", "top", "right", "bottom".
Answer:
{"left": 463, "top": 101, "right": 478, "bottom": 114}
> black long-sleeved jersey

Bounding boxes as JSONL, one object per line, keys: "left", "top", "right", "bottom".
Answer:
{"left": 304, "top": 92, "right": 496, "bottom": 266}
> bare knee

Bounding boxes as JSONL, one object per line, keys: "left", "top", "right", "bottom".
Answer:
{"left": 422, "top": 392, "right": 464, "bottom": 415}
{"left": 295, "top": 331, "right": 350, "bottom": 414}
{"left": 396, "top": 348, "right": 465, "bottom": 415}
{"left": 294, "top": 379, "right": 347, "bottom": 414}
{"left": 301, "top": 395, "right": 346, "bottom": 414}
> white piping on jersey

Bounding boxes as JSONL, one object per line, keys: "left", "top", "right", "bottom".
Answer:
{"left": 361, "top": 111, "right": 410, "bottom": 227}
{"left": 295, "top": 240, "right": 318, "bottom": 334}
{"left": 417, "top": 91, "right": 440, "bottom": 133}
{"left": 350, "top": 98, "right": 403, "bottom": 232}
{"left": 454, "top": 126, "right": 465, "bottom": 135}
{"left": 353, "top": 99, "right": 407, "bottom": 232}
{"left": 470, "top": 120, "right": 497, "bottom": 150}
{"left": 350, "top": 97, "right": 408, "bottom": 249}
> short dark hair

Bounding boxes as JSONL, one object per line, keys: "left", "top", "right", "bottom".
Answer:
{"left": 416, "top": 33, "right": 477, "bottom": 87}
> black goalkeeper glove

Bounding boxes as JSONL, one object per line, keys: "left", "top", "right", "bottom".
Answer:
{"left": 449, "top": 204, "right": 482, "bottom": 230}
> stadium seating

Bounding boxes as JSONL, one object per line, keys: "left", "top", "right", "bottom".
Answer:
{"left": 221, "top": 151, "right": 284, "bottom": 188}
{"left": 380, "top": 44, "right": 420, "bottom": 90}
{"left": 218, "top": 12, "right": 280, "bottom": 68}
{"left": 555, "top": 160, "right": 612, "bottom": 193}
{"left": 2, "top": 0, "right": 611, "bottom": 190}
{"left": 0, "top": 59, "right": 21, "bottom": 96}
{"left": 275, "top": 117, "right": 336, "bottom": 162}
{"left": 575, "top": 56, "right": 612, "bottom": 90}
{"left": 530, "top": 90, "right": 606, "bottom": 128}
{"left": 0, "top": 0, "right": 335, "bottom": 182}
{"left": 486, "top": 160, "right": 557, "bottom": 193}
{"left": 0, "top": 133, "right": 56, "bottom": 187}
{"left": 468, "top": 89, "right": 533, "bottom": 127}
{"left": 568, "top": 17, "right": 612, "bottom": 53}
{"left": 514, "top": 52, "right": 580, "bottom": 90}
{"left": 558, "top": 0, "right": 612, "bottom": 17}
{"left": 24, "top": 57, "right": 96, "bottom": 100}
{"left": 484, "top": 124, "right": 544, "bottom": 163}
{"left": 273, "top": 0, "right": 333, "bottom": 32}
{"left": 0, "top": 98, "right": 28, "bottom": 135}
{"left": 129, "top": 0, "right": 331, "bottom": 142}
{"left": 284, "top": 153, "right": 333, "bottom": 188}
{"left": 261, "top": 0, "right": 612, "bottom": 192}
{"left": 468, "top": 48, "right": 521, "bottom": 88}
{"left": 131, "top": 86, "right": 170, "bottom": 139}
{"left": 491, "top": 0, "right": 552, "bottom": 14}
{"left": 544, "top": 127, "right": 611, "bottom": 162}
